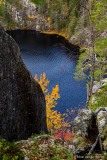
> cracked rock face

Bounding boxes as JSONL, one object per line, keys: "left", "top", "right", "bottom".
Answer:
{"left": 95, "top": 107, "right": 107, "bottom": 134}
{"left": 0, "top": 26, "right": 47, "bottom": 141}
{"left": 73, "top": 109, "right": 99, "bottom": 155}
{"left": 73, "top": 109, "right": 98, "bottom": 139}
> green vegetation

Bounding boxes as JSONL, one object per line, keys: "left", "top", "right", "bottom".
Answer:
{"left": 35, "top": 0, "right": 107, "bottom": 111}
{"left": 31, "top": 0, "right": 45, "bottom": 5}
{"left": 0, "top": 2, "right": 17, "bottom": 29}
{"left": 39, "top": 0, "right": 82, "bottom": 36}
{"left": 0, "top": 139, "right": 24, "bottom": 160}
{"left": 1, "top": 0, "right": 107, "bottom": 119}
{"left": 0, "top": 0, "right": 107, "bottom": 158}
{"left": 0, "top": 135, "right": 74, "bottom": 160}
{"left": 26, "top": 136, "right": 74, "bottom": 160}
{"left": 73, "top": 136, "right": 89, "bottom": 149}
{"left": 89, "top": 85, "right": 107, "bottom": 111}
{"left": 102, "top": 125, "right": 107, "bottom": 139}
{"left": 73, "top": 0, "right": 107, "bottom": 109}
{"left": 103, "top": 137, "right": 107, "bottom": 151}
{"left": 0, "top": 4, "right": 12, "bottom": 27}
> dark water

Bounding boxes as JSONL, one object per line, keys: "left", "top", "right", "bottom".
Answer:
{"left": 7, "top": 30, "right": 87, "bottom": 113}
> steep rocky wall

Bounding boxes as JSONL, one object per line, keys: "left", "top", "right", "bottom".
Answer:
{"left": 1, "top": 0, "right": 49, "bottom": 31}
{"left": 0, "top": 26, "right": 47, "bottom": 141}
{"left": 73, "top": 107, "right": 107, "bottom": 157}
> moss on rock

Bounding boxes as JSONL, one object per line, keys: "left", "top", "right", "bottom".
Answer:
{"left": 0, "top": 135, "right": 74, "bottom": 160}
{"left": 73, "top": 136, "right": 90, "bottom": 150}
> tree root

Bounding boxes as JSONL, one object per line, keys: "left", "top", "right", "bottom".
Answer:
{"left": 88, "top": 134, "right": 103, "bottom": 155}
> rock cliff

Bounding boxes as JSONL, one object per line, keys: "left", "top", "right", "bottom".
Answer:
{"left": 0, "top": 26, "right": 47, "bottom": 141}
{"left": 73, "top": 107, "right": 107, "bottom": 158}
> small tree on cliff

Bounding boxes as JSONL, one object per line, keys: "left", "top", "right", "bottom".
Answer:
{"left": 34, "top": 73, "right": 69, "bottom": 135}
{"left": 74, "top": 0, "right": 107, "bottom": 107}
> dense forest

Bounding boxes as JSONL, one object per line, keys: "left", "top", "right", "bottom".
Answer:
{"left": 31, "top": 0, "right": 107, "bottom": 111}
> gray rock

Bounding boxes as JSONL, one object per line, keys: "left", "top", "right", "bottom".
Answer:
{"left": 95, "top": 107, "right": 107, "bottom": 134}
{"left": 73, "top": 109, "right": 98, "bottom": 139}
{"left": 0, "top": 26, "right": 47, "bottom": 141}
{"left": 24, "top": 157, "right": 30, "bottom": 160}
{"left": 92, "top": 82, "right": 102, "bottom": 94}
{"left": 73, "top": 109, "right": 99, "bottom": 155}
{"left": 73, "top": 107, "right": 107, "bottom": 154}
{"left": 92, "top": 79, "right": 107, "bottom": 94}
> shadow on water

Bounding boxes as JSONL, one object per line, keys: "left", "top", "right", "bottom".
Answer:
{"left": 7, "top": 30, "right": 87, "bottom": 114}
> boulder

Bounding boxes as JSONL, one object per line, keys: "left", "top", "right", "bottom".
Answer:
{"left": 0, "top": 26, "right": 47, "bottom": 141}
{"left": 73, "top": 109, "right": 98, "bottom": 139}
{"left": 95, "top": 107, "right": 107, "bottom": 135}
{"left": 92, "top": 79, "right": 107, "bottom": 94}
{"left": 73, "top": 107, "right": 107, "bottom": 154}
{"left": 73, "top": 109, "right": 99, "bottom": 155}
{"left": 95, "top": 107, "right": 107, "bottom": 151}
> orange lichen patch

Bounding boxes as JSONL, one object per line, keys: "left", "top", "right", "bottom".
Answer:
{"left": 47, "top": 17, "right": 51, "bottom": 21}
{"left": 0, "top": 0, "right": 3, "bottom": 5}
{"left": 28, "top": 15, "right": 36, "bottom": 19}
{"left": 54, "top": 130, "right": 74, "bottom": 143}
{"left": 42, "top": 30, "right": 68, "bottom": 39}
{"left": 64, "top": 131, "right": 74, "bottom": 141}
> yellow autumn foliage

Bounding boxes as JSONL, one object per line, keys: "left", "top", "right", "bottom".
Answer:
{"left": 28, "top": 15, "right": 36, "bottom": 19}
{"left": 47, "top": 17, "right": 51, "bottom": 21}
{"left": 34, "top": 73, "right": 49, "bottom": 94}
{"left": 0, "top": 0, "right": 3, "bottom": 5}
{"left": 34, "top": 73, "right": 68, "bottom": 134}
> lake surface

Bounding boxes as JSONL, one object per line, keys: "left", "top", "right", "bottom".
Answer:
{"left": 7, "top": 30, "right": 87, "bottom": 113}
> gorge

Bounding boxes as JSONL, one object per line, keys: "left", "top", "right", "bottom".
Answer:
{"left": 1, "top": 0, "right": 107, "bottom": 159}
{"left": 7, "top": 30, "right": 87, "bottom": 113}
